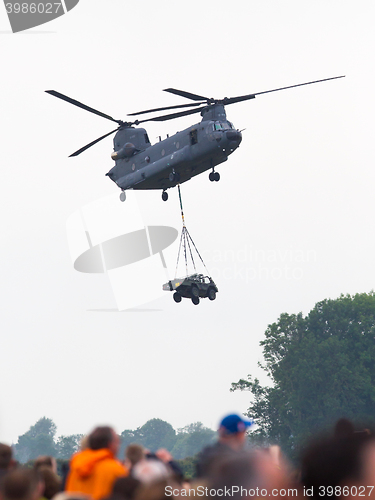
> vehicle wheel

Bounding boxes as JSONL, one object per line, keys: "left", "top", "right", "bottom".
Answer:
{"left": 119, "top": 191, "right": 126, "bottom": 202}
{"left": 191, "top": 296, "right": 200, "bottom": 305}
{"left": 191, "top": 285, "right": 199, "bottom": 298}
{"left": 173, "top": 292, "right": 182, "bottom": 303}
{"left": 208, "top": 288, "right": 216, "bottom": 301}
{"left": 209, "top": 171, "right": 215, "bottom": 182}
{"left": 214, "top": 172, "right": 220, "bottom": 182}
{"left": 162, "top": 191, "right": 168, "bottom": 201}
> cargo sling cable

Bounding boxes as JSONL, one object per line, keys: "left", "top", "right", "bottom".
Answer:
{"left": 162, "top": 185, "right": 218, "bottom": 304}
{"left": 175, "top": 184, "right": 210, "bottom": 278}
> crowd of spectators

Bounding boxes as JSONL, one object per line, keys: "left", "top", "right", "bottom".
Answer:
{"left": 1, "top": 415, "right": 374, "bottom": 500}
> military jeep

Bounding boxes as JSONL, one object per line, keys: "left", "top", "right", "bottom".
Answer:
{"left": 163, "top": 273, "right": 218, "bottom": 305}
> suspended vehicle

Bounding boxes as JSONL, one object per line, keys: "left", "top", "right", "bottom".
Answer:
{"left": 163, "top": 274, "right": 218, "bottom": 305}
{"left": 45, "top": 76, "right": 344, "bottom": 201}
{"left": 163, "top": 186, "right": 216, "bottom": 305}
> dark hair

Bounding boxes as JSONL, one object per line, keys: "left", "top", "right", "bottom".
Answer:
{"left": 0, "top": 444, "right": 12, "bottom": 470}
{"left": 38, "top": 466, "right": 61, "bottom": 500}
{"left": 301, "top": 432, "right": 373, "bottom": 499}
{"left": 334, "top": 418, "right": 355, "bottom": 439}
{"left": 89, "top": 426, "right": 114, "bottom": 450}
{"left": 125, "top": 444, "right": 145, "bottom": 466}
{"left": 33, "top": 456, "right": 54, "bottom": 470}
{"left": 112, "top": 477, "right": 141, "bottom": 500}
{"left": 0, "top": 469, "right": 40, "bottom": 500}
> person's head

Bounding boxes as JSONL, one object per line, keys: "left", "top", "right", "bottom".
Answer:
{"left": 89, "top": 426, "right": 120, "bottom": 456}
{"left": 301, "top": 430, "right": 372, "bottom": 499}
{"left": 132, "top": 460, "right": 170, "bottom": 485}
{"left": 111, "top": 476, "right": 141, "bottom": 500}
{"left": 218, "top": 414, "right": 253, "bottom": 450}
{"left": 33, "top": 456, "right": 57, "bottom": 474}
{"left": 0, "top": 444, "right": 12, "bottom": 471}
{"left": 37, "top": 467, "right": 61, "bottom": 500}
{"left": 125, "top": 444, "right": 145, "bottom": 468}
{"left": 0, "top": 469, "right": 43, "bottom": 500}
{"left": 133, "top": 480, "right": 175, "bottom": 500}
{"left": 334, "top": 418, "right": 355, "bottom": 439}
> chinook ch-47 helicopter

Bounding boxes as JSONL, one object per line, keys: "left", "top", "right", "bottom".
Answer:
{"left": 46, "top": 76, "right": 344, "bottom": 201}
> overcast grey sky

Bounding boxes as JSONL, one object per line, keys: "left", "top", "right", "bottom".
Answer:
{"left": 1, "top": 1, "right": 374, "bottom": 445}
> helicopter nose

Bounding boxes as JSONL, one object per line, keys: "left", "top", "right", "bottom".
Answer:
{"left": 226, "top": 130, "right": 242, "bottom": 143}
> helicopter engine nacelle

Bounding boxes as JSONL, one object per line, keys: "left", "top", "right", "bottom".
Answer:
{"left": 111, "top": 142, "right": 137, "bottom": 160}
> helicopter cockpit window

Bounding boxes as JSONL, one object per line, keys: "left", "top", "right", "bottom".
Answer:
{"left": 214, "top": 121, "right": 233, "bottom": 131}
{"left": 144, "top": 133, "right": 150, "bottom": 144}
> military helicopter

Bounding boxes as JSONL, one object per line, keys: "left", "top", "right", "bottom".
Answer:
{"left": 46, "top": 76, "right": 344, "bottom": 202}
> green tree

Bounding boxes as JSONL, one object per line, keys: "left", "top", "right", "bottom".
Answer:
{"left": 171, "top": 422, "right": 216, "bottom": 459}
{"left": 15, "top": 418, "right": 57, "bottom": 462}
{"left": 120, "top": 419, "right": 176, "bottom": 456}
{"left": 56, "top": 434, "right": 84, "bottom": 459}
{"left": 231, "top": 292, "right": 375, "bottom": 457}
{"left": 138, "top": 419, "right": 176, "bottom": 451}
{"left": 27, "top": 417, "right": 57, "bottom": 438}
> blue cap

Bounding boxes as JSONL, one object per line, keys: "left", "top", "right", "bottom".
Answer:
{"left": 219, "top": 414, "right": 254, "bottom": 434}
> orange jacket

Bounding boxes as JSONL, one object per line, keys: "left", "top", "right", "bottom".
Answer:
{"left": 65, "top": 448, "right": 128, "bottom": 500}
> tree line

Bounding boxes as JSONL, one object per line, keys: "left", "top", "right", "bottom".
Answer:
{"left": 13, "top": 417, "right": 215, "bottom": 463}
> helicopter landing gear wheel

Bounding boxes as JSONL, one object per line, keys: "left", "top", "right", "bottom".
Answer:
{"left": 119, "top": 191, "right": 126, "bottom": 202}
{"left": 162, "top": 191, "right": 168, "bottom": 201}
{"left": 173, "top": 292, "right": 182, "bottom": 303}
{"left": 191, "top": 296, "right": 200, "bottom": 305}
{"left": 214, "top": 172, "right": 220, "bottom": 182}
{"left": 209, "top": 171, "right": 215, "bottom": 182}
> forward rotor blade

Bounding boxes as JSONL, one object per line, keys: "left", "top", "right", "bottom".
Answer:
{"left": 69, "top": 127, "right": 119, "bottom": 157}
{"left": 253, "top": 75, "right": 345, "bottom": 98}
{"left": 46, "top": 90, "right": 122, "bottom": 124}
{"left": 163, "top": 88, "right": 209, "bottom": 101}
{"left": 128, "top": 101, "right": 206, "bottom": 117}
{"left": 221, "top": 76, "right": 345, "bottom": 106}
{"left": 223, "top": 94, "right": 256, "bottom": 105}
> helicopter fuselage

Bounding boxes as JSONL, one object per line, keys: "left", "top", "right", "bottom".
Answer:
{"left": 106, "top": 105, "right": 242, "bottom": 193}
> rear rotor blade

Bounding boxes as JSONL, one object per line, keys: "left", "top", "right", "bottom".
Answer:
{"left": 141, "top": 106, "right": 205, "bottom": 122}
{"left": 69, "top": 106, "right": 204, "bottom": 156}
{"left": 163, "top": 88, "right": 210, "bottom": 101}
{"left": 46, "top": 90, "right": 122, "bottom": 124}
{"left": 128, "top": 101, "right": 206, "bottom": 116}
{"left": 69, "top": 127, "right": 119, "bottom": 157}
